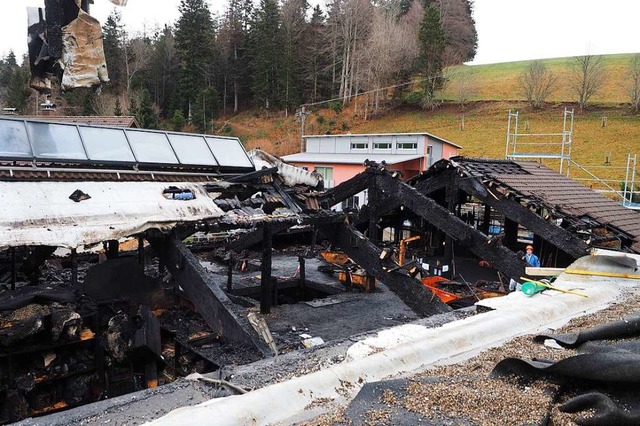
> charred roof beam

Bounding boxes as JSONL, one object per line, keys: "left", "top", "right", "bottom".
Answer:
{"left": 455, "top": 177, "right": 590, "bottom": 259}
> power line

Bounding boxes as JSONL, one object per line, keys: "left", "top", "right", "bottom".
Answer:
{"left": 300, "top": 74, "right": 446, "bottom": 108}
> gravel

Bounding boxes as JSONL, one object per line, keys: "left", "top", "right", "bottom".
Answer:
{"left": 302, "top": 288, "right": 640, "bottom": 425}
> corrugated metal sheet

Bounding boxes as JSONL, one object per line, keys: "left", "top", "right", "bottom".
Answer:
{"left": 0, "top": 181, "right": 224, "bottom": 249}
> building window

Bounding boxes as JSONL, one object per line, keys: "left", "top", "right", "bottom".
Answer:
{"left": 427, "top": 145, "right": 433, "bottom": 166}
{"left": 397, "top": 142, "right": 418, "bottom": 150}
{"left": 342, "top": 195, "right": 360, "bottom": 210}
{"left": 373, "top": 142, "right": 392, "bottom": 150}
{"left": 350, "top": 142, "right": 367, "bottom": 150}
{"left": 314, "top": 166, "right": 333, "bottom": 182}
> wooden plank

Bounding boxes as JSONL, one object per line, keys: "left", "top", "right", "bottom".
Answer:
{"left": 525, "top": 267, "right": 565, "bottom": 276}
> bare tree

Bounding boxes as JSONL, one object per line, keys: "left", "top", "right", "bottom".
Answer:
{"left": 519, "top": 60, "right": 557, "bottom": 109}
{"left": 452, "top": 68, "right": 477, "bottom": 110}
{"left": 360, "top": 3, "right": 420, "bottom": 114}
{"left": 326, "top": 0, "right": 373, "bottom": 104}
{"left": 569, "top": 54, "right": 605, "bottom": 111}
{"left": 627, "top": 54, "right": 640, "bottom": 113}
{"left": 91, "top": 93, "right": 117, "bottom": 116}
{"left": 123, "top": 33, "right": 152, "bottom": 96}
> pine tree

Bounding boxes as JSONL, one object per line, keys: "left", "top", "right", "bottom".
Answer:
{"left": 281, "top": 0, "right": 308, "bottom": 111}
{"left": 174, "top": 0, "right": 219, "bottom": 119}
{"left": 6, "top": 63, "right": 31, "bottom": 113}
{"left": 102, "top": 10, "right": 125, "bottom": 90}
{"left": 191, "top": 87, "right": 219, "bottom": 132}
{"left": 171, "top": 109, "right": 187, "bottom": 131}
{"left": 134, "top": 89, "right": 159, "bottom": 129}
{"left": 219, "top": 0, "right": 253, "bottom": 113}
{"left": 418, "top": 1, "right": 445, "bottom": 108}
{"left": 114, "top": 97, "right": 123, "bottom": 116}
{"left": 249, "top": 0, "right": 285, "bottom": 110}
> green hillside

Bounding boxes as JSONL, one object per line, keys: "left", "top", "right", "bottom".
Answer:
{"left": 443, "top": 53, "right": 636, "bottom": 103}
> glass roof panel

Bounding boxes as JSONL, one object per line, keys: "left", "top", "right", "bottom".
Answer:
{"left": 27, "top": 122, "right": 87, "bottom": 160}
{"left": 79, "top": 127, "right": 136, "bottom": 162}
{"left": 168, "top": 134, "right": 218, "bottom": 166}
{"left": 125, "top": 130, "right": 179, "bottom": 164}
{"left": 205, "top": 137, "right": 253, "bottom": 168}
{"left": 0, "top": 120, "right": 32, "bottom": 157}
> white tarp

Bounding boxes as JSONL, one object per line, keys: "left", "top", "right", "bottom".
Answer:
{"left": 0, "top": 181, "right": 223, "bottom": 249}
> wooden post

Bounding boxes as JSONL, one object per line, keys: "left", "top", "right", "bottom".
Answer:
{"left": 261, "top": 226, "right": 273, "bottom": 314}
{"left": 10, "top": 248, "right": 16, "bottom": 290}
{"left": 107, "top": 240, "right": 119, "bottom": 259}
{"left": 227, "top": 253, "right": 234, "bottom": 292}
{"left": 71, "top": 248, "right": 79, "bottom": 292}
{"left": 138, "top": 236, "right": 145, "bottom": 266}
{"left": 298, "top": 255, "right": 306, "bottom": 298}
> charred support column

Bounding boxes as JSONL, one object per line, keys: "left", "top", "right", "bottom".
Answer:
{"left": 10, "top": 248, "right": 16, "bottom": 290}
{"left": 71, "top": 248, "right": 79, "bottom": 291}
{"left": 298, "top": 255, "right": 306, "bottom": 293}
{"left": 443, "top": 178, "right": 458, "bottom": 263}
{"left": 148, "top": 234, "right": 273, "bottom": 357}
{"left": 319, "top": 223, "right": 451, "bottom": 317}
{"left": 368, "top": 179, "right": 380, "bottom": 243}
{"left": 138, "top": 236, "right": 145, "bottom": 266}
{"left": 481, "top": 205, "right": 491, "bottom": 234}
{"left": 261, "top": 225, "right": 273, "bottom": 315}
{"left": 227, "top": 252, "right": 234, "bottom": 292}
{"left": 503, "top": 218, "right": 519, "bottom": 249}
{"left": 106, "top": 240, "right": 119, "bottom": 259}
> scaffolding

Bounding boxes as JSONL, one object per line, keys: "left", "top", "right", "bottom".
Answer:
{"left": 505, "top": 110, "right": 639, "bottom": 208}
{"left": 505, "top": 107, "right": 574, "bottom": 175}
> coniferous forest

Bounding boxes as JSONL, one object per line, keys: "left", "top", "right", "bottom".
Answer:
{"left": 0, "top": 0, "right": 477, "bottom": 131}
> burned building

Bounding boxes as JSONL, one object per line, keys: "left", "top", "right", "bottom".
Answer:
{"left": 1, "top": 114, "right": 639, "bottom": 424}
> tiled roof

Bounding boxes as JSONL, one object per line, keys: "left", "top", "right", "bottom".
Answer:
{"left": 450, "top": 157, "right": 640, "bottom": 251}
{"left": 21, "top": 115, "right": 139, "bottom": 128}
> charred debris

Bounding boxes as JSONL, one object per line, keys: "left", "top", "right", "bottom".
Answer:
{"left": 1, "top": 121, "right": 639, "bottom": 422}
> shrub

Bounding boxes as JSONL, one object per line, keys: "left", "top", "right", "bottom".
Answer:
{"left": 329, "top": 101, "right": 343, "bottom": 114}
{"left": 403, "top": 91, "right": 423, "bottom": 106}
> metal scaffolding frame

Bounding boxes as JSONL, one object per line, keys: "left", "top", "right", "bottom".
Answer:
{"left": 505, "top": 107, "right": 574, "bottom": 175}
{"left": 505, "top": 110, "right": 640, "bottom": 209}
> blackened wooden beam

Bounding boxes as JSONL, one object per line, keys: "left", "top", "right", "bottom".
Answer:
{"left": 456, "top": 178, "right": 590, "bottom": 259}
{"left": 227, "top": 166, "right": 278, "bottom": 183}
{"left": 319, "top": 169, "right": 374, "bottom": 208}
{"left": 261, "top": 225, "right": 273, "bottom": 315}
{"left": 414, "top": 169, "right": 454, "bottom": 195}
{"left": 148, "top": 234, "right": 273, "bottom": 357}
{"left": 227, "top": 213, "right": 346, "bottom": 252}
{"left": 319, "top": 223, "right": 451, "bottom": 317}
{"left": 376, "top": 174, "right": 526, "bottom": 280}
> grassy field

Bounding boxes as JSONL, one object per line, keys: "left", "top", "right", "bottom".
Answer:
{"left": 443, "top": 53, "right": 637, "bottom": 103}
{"left": 221, "top": 53, "right": 640, "bottom": 192}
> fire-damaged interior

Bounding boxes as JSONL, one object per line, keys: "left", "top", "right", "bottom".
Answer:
{"left": 1, "top": 116, "right": 640, "bottom": 423}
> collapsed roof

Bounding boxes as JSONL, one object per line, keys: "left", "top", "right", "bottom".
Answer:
{"left": 421, "top": 157, "right": 640, "bottom": 253}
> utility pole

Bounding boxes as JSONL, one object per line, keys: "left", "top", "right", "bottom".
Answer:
{"left": 296, "top": 105, "right": 310, "bottom": 153}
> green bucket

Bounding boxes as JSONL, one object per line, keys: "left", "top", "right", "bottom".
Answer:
{"left": 521, "top": 281, "right": 546, "bottom": 296}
